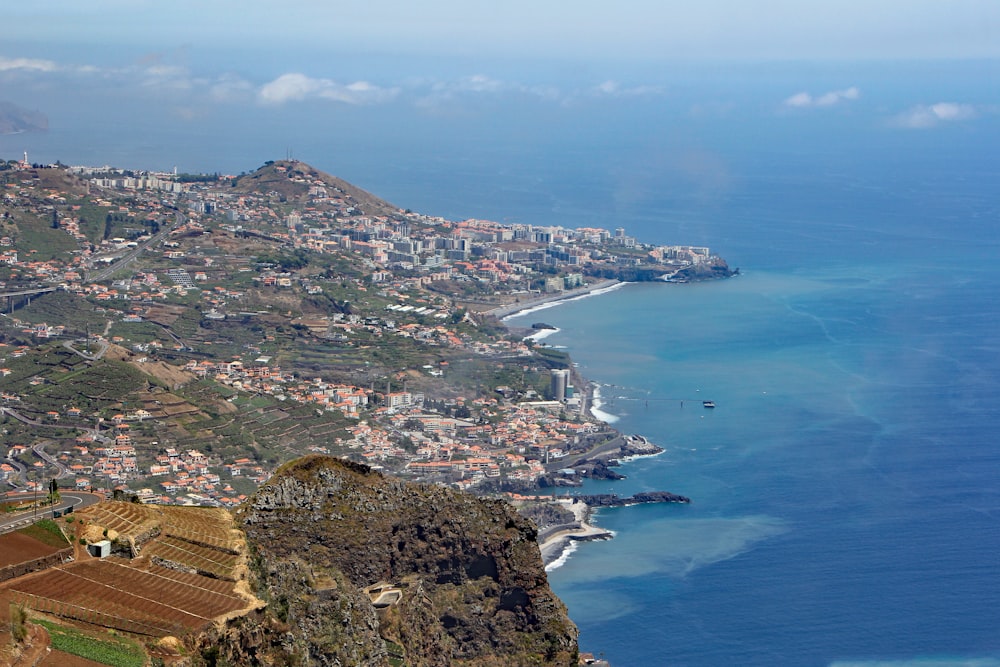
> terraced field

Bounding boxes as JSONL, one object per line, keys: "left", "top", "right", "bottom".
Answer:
{"left": 144, "top": 535, "right": 240, "bottom": 580}
{"left": 76, "top": 502, "right": 160, "bottom": 544}
{"left": 3, "top": 501, "right": 260, "bottom": 638}
{"left": 7, "top": 562, "right": 234, "bottom": 636}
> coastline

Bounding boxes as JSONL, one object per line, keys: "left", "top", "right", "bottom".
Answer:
{"left": 487, "top": 279, "right": 624, "bottom": 321}
{"left": 493, "top": 278, "right": 679, "bottom": 571}
{"left": 539, "top": 498, "right": 613, "bottom": 570}
{"left": 495, "top": 284, "right": 641, "bottom": 569}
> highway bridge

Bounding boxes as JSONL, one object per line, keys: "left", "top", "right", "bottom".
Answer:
{"left": 0, "top": 210, "right": 183, "bottom": 312}
{"left": 0, "top": 286, "right": 58, "bottom": 299}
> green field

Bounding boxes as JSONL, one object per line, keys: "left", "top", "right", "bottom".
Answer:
{"left": 33, "top": 619, "right": 146, "bottom": 667}
{"left": 18, "top": 519, "right": 70, "bottom": 548}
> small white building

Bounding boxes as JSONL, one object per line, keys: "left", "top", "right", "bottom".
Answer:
{"left": 88, "top": 540, "right": 112, "bottom": 558}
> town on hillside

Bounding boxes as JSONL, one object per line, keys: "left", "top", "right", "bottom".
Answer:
{"left": 0, "top": 155, "right": 733, "bottom": 507}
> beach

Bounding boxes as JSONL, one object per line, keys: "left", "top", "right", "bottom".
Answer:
{"left": 486, "top": 279, "right": 623, "bottom": 321}
{"left": 538, "top": 498, "right": 613, "bottom": 570}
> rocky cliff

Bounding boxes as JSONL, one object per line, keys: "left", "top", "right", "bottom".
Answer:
{"left": 200, "top": 455, "right": 578, "bottom": 666}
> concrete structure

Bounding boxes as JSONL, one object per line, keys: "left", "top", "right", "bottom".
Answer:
{"left": 550, "top": 369, "right": 570, "bottom": 402}
{"left": 88, "top": 539, "right": 111, "bottom": 558}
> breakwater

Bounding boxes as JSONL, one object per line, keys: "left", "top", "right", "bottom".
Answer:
{"left": 578, "top": 491, "right": 691, "bottom": 507}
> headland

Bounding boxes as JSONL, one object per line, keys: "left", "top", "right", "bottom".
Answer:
{"left": 0, "top": 156, "right": 723, "bottom": 576}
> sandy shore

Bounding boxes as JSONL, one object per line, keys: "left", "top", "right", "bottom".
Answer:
{"left": 539, "top": 498, "right": 613, "bottom": 568}
{"left": 487, "top": 279, "right": 623, "bottom": 321}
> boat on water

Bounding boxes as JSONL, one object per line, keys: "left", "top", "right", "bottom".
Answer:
{"left": 702, "top": 400, "right": 716, "bottom": 408}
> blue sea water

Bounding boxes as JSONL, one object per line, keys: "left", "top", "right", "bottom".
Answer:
{"left": 505, "top": 145, "right": 1000, "bottom": 665}
{"left": 5, "top": 58, "right": 1000, "bottom": 666}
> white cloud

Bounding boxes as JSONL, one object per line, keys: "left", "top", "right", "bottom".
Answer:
{"left": 0, "top": 56, "right": 59, "bottom": 72}
{"left": 258, "top": 73, "right": 398, "bottom": 105}
{"left": 415, "top": 74, "right": 553, "bottom": 112}
{"left": 590, "top": 80, "right": 663, "bottom": 97}
{"left": 208, "top": 74, "right": 254, "bottom": 103}
{"left": 783, "top": 86, "right": 860, "bottom": 108}
{"left": 425, "top": 74, "right": 522, "bottom": 97}
{"left": 892, "top": 102, "right": 978, "bottom": 129}
{"left": 140, "top": 64, "right": 194, "bottom": 92}
{"left": 449, "top": 74, "right": 505, "bottom": 94}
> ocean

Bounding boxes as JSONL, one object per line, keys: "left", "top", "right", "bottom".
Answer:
{"left": 504, "top": 137, "right": 1000, "bottom": 664}
{"left": 6, "top": 59, "right": 1000, "bottom": 666}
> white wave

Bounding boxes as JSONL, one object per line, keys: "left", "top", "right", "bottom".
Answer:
{"left": 554, "top": 515, "right": 789, "bottom": 583}
{"left": 544, "top": 530, "right": 617, "bottom": 572}
{"left": 523, "top": 327, "right": 560, "bottom": 342}
{"left": 618, "top": 449, "right": 665, "bottom": 463}
{"left": 502, "top": 300, "right": 563, "bottom": 321}
{"left": 589, "top": 384, "right": 619, "bottom": 424}
{"left": 545, "top": 538, "right": 579, "bottom": 572}
{"left": 502, "top": 281, "right": 629, "bottom": 322}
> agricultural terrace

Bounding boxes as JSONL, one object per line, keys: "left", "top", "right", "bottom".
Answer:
{"left": 75, "top": 502, "right": 242, "bottom": 556}
{"left": 2, "top": 501, "right": 260, "bottom": 639}
{"left": 7, "top": 560, "right": 249, "bottom": 636}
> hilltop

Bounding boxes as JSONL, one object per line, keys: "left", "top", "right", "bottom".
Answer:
{"left": 211, "top": 455, "right": 578, "bottom": 666}
{"left": 232, "top": 159, "right": 400, "bottom": 218}
{"left": 1, "top": 457, "right": 577, "bottom": 665}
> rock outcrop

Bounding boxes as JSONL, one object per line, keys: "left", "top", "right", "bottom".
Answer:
{"left": 204, "top": 455, "right": 577, "bottom": 666}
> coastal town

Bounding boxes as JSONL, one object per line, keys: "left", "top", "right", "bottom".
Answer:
{"left": 0, "top": 155, "right": 732, "bottom": 510}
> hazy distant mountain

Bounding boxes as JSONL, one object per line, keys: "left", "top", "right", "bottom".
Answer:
{"left": 0, "top": 101, "right": 48, "bottom": 135}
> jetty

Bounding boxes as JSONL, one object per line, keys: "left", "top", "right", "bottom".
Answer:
{"left": 576, "top": 491, "right": 691, "bottom": 507}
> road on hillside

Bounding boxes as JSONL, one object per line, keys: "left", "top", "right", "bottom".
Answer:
{"left": 0, "top": 491, "right": 101, "bottom": 534}
{"left": 32, "top": 442, "right": 70, "bottom": 479}
{"left": 62, "top": 337, "right": 109, "bottom": 361}
{"left": 85, "top": 211, "right": 183, "bottom": 283}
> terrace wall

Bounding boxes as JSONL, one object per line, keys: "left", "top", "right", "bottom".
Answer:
{"left": 0, "top": 548, "right": 73, "bottom": 583}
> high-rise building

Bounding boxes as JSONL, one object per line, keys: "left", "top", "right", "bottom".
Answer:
{"left": 550, "top": 369, "right": 570, "bottom": 402}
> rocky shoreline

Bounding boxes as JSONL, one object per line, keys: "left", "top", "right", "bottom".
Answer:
{"left": 498, "top": 286, "right": 692, "bottom": 569}
{"left": 536, "top": 490, "right": 691, "bottom": 567}
{"left": 539, "top": 433, "right": 666, "bottom": 486}
{"left": 537, "top": 498, "right": 613, "bottom": 567}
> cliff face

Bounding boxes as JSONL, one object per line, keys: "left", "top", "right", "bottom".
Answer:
{"left": 207, "top": 456, "right": 577, "bottom": 666}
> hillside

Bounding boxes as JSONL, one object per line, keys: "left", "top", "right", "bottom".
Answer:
{"left": 0, "top": 101, "right": 48, "bottom": 135}
{"left": 0, "top": 500, "right": 261, "bottom": 664}
{"left": 233, "top": 159, "right": 400, "bottom": 218}
{"left": 206, "top": 455, "right": 579, "bottom": 666}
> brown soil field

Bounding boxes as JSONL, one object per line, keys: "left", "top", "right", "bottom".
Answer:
{"left": 77, "top": 503, "right": 157, "bottom": 542}
{"left": 130, "top": 361, "right": 195, "bottom": 388}
{"left": 100, "top": 343, "right": 134, "bottom": 362}
{"left": 0, "top": 533, "right": 63, "bottom": 568}
{"left": 7, "top": 560, "right": 245, "bottom": 636}
{"left": 2, "top": 502, "right": 259, "bottom": 643}
{"left": 156, "top": 400, "right": 203, "bottom": 417}
{"left": 144, "top": 537, "right": 239, "bottom": 580}
{"left": 141, "top": 304, "right": 187, "bottom": 326}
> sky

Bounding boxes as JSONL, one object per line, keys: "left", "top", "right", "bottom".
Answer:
{"left": 3, "top": 1, "right": 998, "bottom": 107}
{"left": 5, "top": 0, "right": 1000, "bottom": 61}
{"left": 1, "top": 1, "right": 998, "bottom": 176}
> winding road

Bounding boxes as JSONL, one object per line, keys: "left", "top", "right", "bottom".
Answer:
{"left": 0, "top": 490, "right": 101, "bottom": 534}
